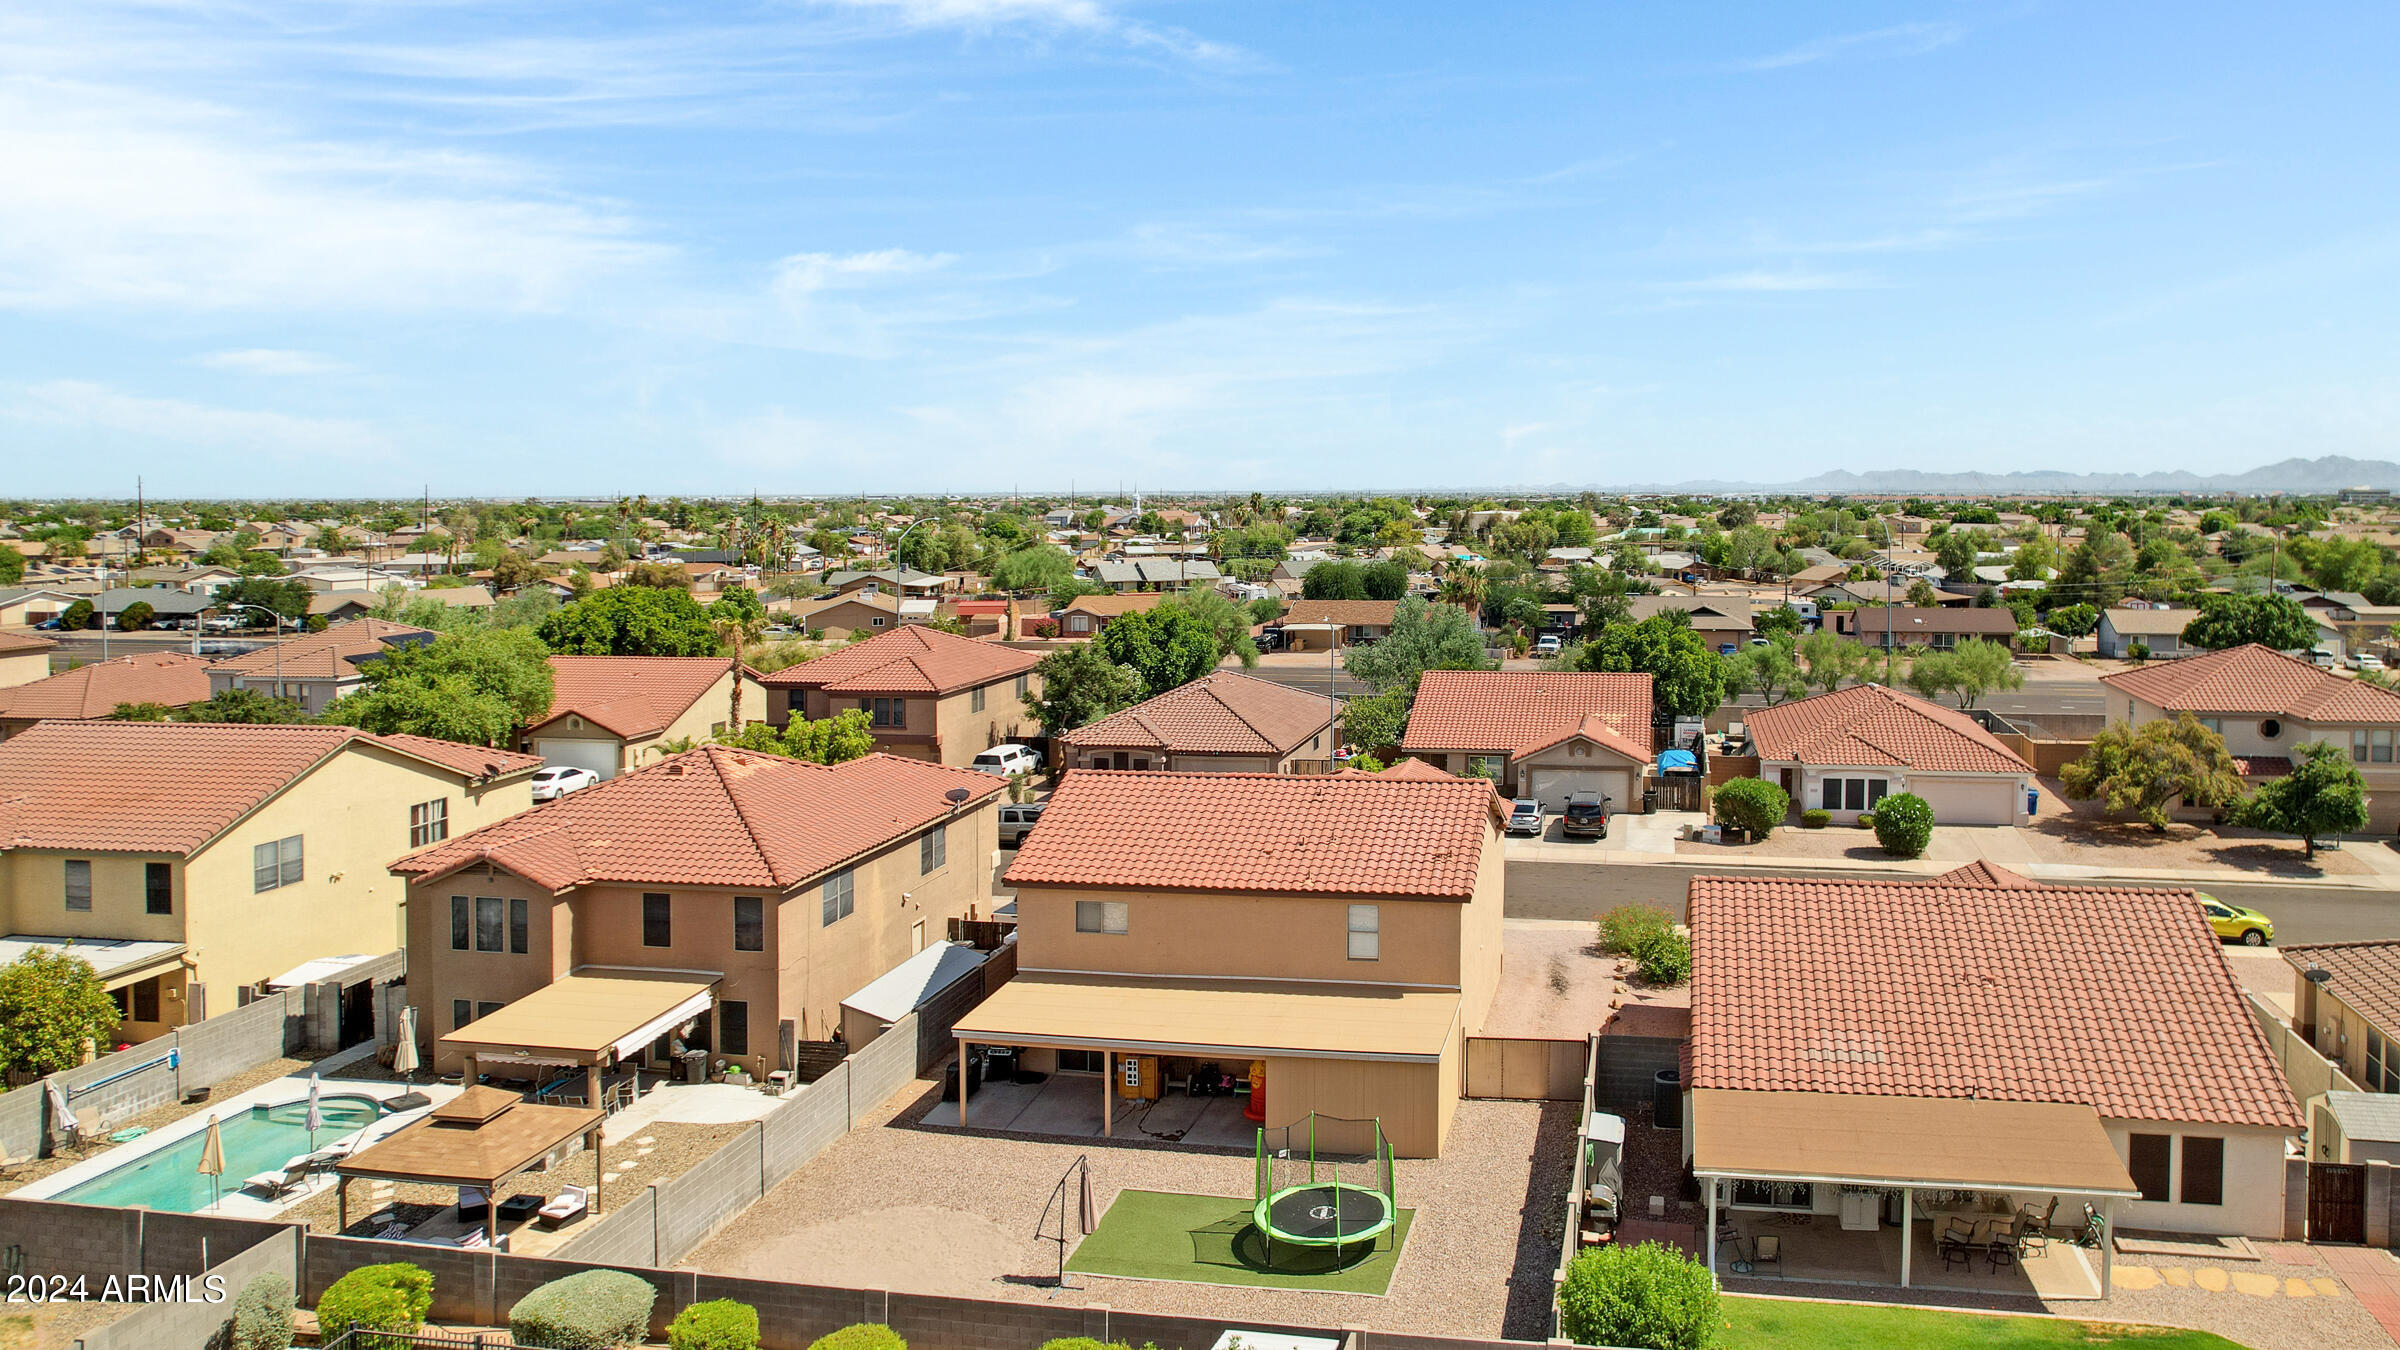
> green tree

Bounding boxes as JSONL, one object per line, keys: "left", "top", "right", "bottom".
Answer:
{"left": 0, "top": 546, "right": 24, "bottom": 586}
{"left": 715, "top": 708, "right": 877, "bottom": 764}
{"left": 178, "top": 688, "right": 309, "bottom": 724}
{"left": 2180, "top": 593, "right": 2320, "bottom": 652}
{"left": 1301, "top": 560, "right": 1369, "bottom": 600}
{"left": 213, "top": 576, "right": 312, "bottom": 624}
{"left": 1571, "top": 612, "right": 1728, "bottom": 716}
{"left": 1796, "top": 629, "right": 1873, "bottom": 694}
{"left": 489, "top": 551, "right": 544, "bottom": 595}
{"left": 60, "top": 598, "right": 94, "bottom": 631}
{"left": 2062, "top": 713, "right": 2248, "bottom": 832}
{"left": 323, "top": 628, "right": 557, "bottom": 746}
{"left": 1360, "top": 558, "right": 1410, "bottom": 601}
{"left": 0, "top": 948, "right": 123, "bottom": 1079}
{"left": 537, "top": 586, "right": 719, "bottom": 656}
{"left": 1248, "top": 594, "right": 1286, "bottom": 625}
{"left": 1934, "top": 528, "right": 1988, "bottom": 579}
{"left": 2046, "top": 603, "right": 2100, "bottom": 639}
{"left": 1905, "top": 577, "right": 1941, "bottom": 608}
{"left": 1713, "top": 777, "right": 1789, "bottom": 838}
{"left": 114, "top": 599, "right": 155, "bottom": 632}
{"left": 1047, "top": 577, "right": 1108, "bottom": 612}
{"left": 1021, "top": 644, "right": 1139, "bottom": 734}
{"left": 1722, "top": 638, "right": 1806, "bottom": 704}
{"left": 1095, "top": 605, "right": 1220, "bottom": 698}
{"left": 990, "top": 546, "right": 1075, "bottom": 594}
{"left": 2057, "top": 529, "right": 2137, "bottom": 609}
{"left": 2239, "top": 741, "right": 2369, "bottom": 858}
{"left": 1556, "top": 1242, "right": 1719, "bottom": 1350}
{"left": 1344, "top": 597, "right": 1491, "bottom": 695}
{"left": 1902, "top": 638, "right": 2024, "bottom": 709}
{"left": 1340, "top": 687, "right": 1410, "bottom": 754}
{"left": 1159, "top": 589, "right": 1261, "bottom": 668}
{"left": 2007, "top": 533, "right": 2056, "bottom": 581}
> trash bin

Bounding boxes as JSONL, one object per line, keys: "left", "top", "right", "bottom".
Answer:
{"left": 679, "top": 1049, "right": 709, "bottom": 1085}
{"left": 1653, "top": 1067, "right": 1682, "bottom": 1130}
{"left": 2026, "top": 786, "right": 2040, "bottom": 817}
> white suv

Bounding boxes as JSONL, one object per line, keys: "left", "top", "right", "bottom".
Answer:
{"left": 971, "top": 744, "right": 1042, "bottom": 776}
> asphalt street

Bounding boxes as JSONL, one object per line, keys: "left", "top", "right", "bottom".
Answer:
{"left": 1507, "top": 858, "right": 2400, "bottom": 946}
{"left": 44, "top": 631, "right": 284, "bottom": 669}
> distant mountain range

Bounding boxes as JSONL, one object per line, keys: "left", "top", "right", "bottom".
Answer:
{"left": 1598, "top": 456, "right": 2400, "bottom": 496}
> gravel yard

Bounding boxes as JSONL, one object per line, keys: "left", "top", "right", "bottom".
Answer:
{"left": 2025, "top": 780, "right": 2373, "bottom": 878}
{"left": 1480, "top": 920, "right": 1684, "bottom": 1040}
{"left": 686, "top": 1081, "right": 1577, "bottom": 1341}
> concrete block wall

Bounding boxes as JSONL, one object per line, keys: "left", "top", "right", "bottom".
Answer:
{"left": 762, "top": 1068, "right": 851, "bottom": 1177}
{"left": 51, "top": 1044, "right": 182, "bottom": 1139}
{"left": 847, "top": 1011, "right": 919, "bottom": 1126}
{"left": 548, "top": 1187, "right": 659, "bottom": 1267}
{"left": 650, "top": 1122, "right": 766, "bottom": 1262}
{"left": 78, "top": 1227, "right": 299, "bottom": 1350}
{"left": 2369, "top": 1159, "right": 2394, "bottom": 1248}
{"left": 0, "top": 1080, "right": 46, "bottom": 1162}
{"left": 1593, "top": 1035, "right": 1681, "bottom": 1115}
{"left": 0, "top": 1199, "right": 286, "bottom": 1283}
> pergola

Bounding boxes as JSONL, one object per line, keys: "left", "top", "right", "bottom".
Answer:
{"left": 334, "top": 1087, "right": 605, "bottom": 1245}
{"left": 1690, "top": 1089, "right": 2143, "bottom": 1291}
{"left": 437, "top": 969, "right": 718, "bottom": 1105}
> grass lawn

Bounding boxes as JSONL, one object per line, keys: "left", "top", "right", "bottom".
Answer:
{"left": 1724, "top": 1296, "right": 2247, "bottom": 1350}
{"left": 1065, "top": 1189, "right": 1413, "bottom": 1295}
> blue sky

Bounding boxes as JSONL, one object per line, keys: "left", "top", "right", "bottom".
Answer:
{"left": 3, "top": 1, "right": 2396, "bottom": 497}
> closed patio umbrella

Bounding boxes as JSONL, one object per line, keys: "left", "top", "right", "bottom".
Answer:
{"left": 391, "top": 1006, "right": 420, "bottom": 1085}
{"left": 304, "top": 1073, "right": 323, "bottom": 1153}
{"left": 197, "top": 1115, "right": 225, "bottom": 1213}
{"left": 44, "top": 1079, "right": 78, "bottom": 1151}
{"left": 1077, "top": 1164, "right": 1097, "bottom": 1236}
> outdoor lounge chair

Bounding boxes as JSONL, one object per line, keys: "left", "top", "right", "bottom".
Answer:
{"left": 1937, "top": 1220, "right": 1976, "bottom": 1271}
{"left": 454, "top": 1229, "right": 508, "bottom": 1252}
{"left": 537, "top": 1185, "right": 589, "bottom": 1230}
{"left": 1985, "top": 1218, "right": 2023, "bottom": 1270}
{"left": 244, "top": 1161, "right": 310, "bottom": 1199}
{"left": 456, "top": 1187, "right": 489, "bottom": 1223}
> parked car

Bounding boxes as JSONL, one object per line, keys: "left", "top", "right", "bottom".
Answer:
{"left": 33, "top": 619, "right": 61, "bottom": 630}
{"left": 998, "top": 802, "right": 1046, "bottom": 847}
{"left": 1505, "top": 798, "right": 1545, "bottom": 836}
{"left": 2197, "top": 893, "right": 2273, "bottom": 946}
{"left": 2312, "top": 648, "right": 2339, "bottom": 668}
{"left": 1255, "top": 628, "right": 1283, "bottom": 651}
{"left": 2353, "top": 653, "right": 2387, "bottom": 673}
{"left": 531, "top": 765, "right": 600, "bottom": 802}
{"left": 1562, "top": 792, "right": 1610, "bottom": 840}
{"left": 971, "top": 744, "right": 1042, "bottom": 777}
{"left": 1533, "top": 634, "right": 1562, "bottom": 658}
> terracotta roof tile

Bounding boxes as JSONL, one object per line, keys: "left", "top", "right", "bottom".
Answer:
{"left": 0, "top": 652, "right": 215, "bottom": 721}
{"left": 760, "top": 625, "right": 1037, "bottom": 697}
{"left": 1688, "top": 873, "right": 2301, "bottom": 1129}
{"left": 2281, "top": 942, "right": 2400, "bottom": 1035}
{"left": 1060, "top": 671, "right": 1331, "bottom": 756}
{"left": 392, "top": 746, "right": 1004, "bottom": 890}
{"left": 1931, "top": 860, "right": 2038, "bottom": 888}
{"left": 1282, "top": 599, "right": 1400, "bottom": 628}
{"left": 534, "top": 656, "right": 741, "bottom": 739}
{"left": 1509, "top": 712, "right": 1653, "bottom": 765}
{"left": 1746, "top": 684, "right": 2031, "bottom": 774}
{"left": 0, "top": 630, "right": 56, "bottom": 656}
{"left": 2103, "top": 643, "right": 2400, "bottom": 722}
{"left": 210, "top": 618, "right": 434, "bottom": 681}
{"left": 1401, "top": 670, "right": 1655, "bottom": 758}
{"left": 1002, "top": 769, "right": 1498, "bottom": 898}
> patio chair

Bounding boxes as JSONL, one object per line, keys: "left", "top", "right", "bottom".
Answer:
{"left": 454, "top": 1229, "right": 508, "bottom": 1252}
{"left": 244, "top": 1160, "right": 310, "bottom": 1199}
{"left": 1985, "top": 1218, "right": 2022, "bottom": 1270}
{"left": 537, "top": 1185, "right": 589, "bottom": 1230}
{"left": 456, "top": 1187, "right": 489, "bottom": 1223}
{"left": 1937, "top": 1220, "right": 1977, "bottom": 1271}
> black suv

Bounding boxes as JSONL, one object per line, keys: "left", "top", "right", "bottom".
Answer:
{"left": 1561, "top": 792, "right": 1611, "bottom": 839}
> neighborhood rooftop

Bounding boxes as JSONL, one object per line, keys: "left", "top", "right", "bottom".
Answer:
{"left": 758, "top": 624, "right": 1039, "bottom": 696}
{"left": 2104, "top": 641, "right": 2400, "bottom": 719}
{"left": 1401, "top": 669, "right": 1656, "bottom": 758}
{"left": 1059, "top": 670, "right": 1331, "bottom": 755}
{"left": 1746, "top": 683, "right": 2033, "bottom": 773}
{"left": 534, "top": 655, "right": 746, "bottom": 738}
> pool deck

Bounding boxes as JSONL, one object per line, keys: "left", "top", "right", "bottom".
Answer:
{"left": 13, "top": 1073, "right": 458, "bottom": 1219}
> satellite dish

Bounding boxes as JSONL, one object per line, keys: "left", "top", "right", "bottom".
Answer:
{"left": 944, "top": 787, "right": 972, "bottom": 807}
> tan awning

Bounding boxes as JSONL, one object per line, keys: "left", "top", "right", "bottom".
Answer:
{"left": 438, "top": 969, "right": 718, "bottom": 1067}
{"left": 1691, "top": 1089, "right": 2141, "bottom": 1197}
{"left": 337, "top": 1086, "right": 602, "bottom": 1188}
{"left": 952, "top": 972, "right": 1459, "bottom": 1062}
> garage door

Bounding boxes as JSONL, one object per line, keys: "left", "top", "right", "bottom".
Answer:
{"left": 533, "top": 737, "right": 622, "bottom": 781}
{"left": 1906, "top": 776, "right": 2017, "bottom": 826}
{"left": 1529, "top": 767, "right": 1632, "bottom": 814}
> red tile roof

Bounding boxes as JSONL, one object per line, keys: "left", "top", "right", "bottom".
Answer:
{"left": 1508, "top": 712, "right": 1653, "bottom": 765}
{"left": 2104, "top": 643, "right": 2400, "bottom": 721}
{"left": 0, "top": 652, "right": 215, "bottom": 721}
{"left": 1282, "top": 599, "right": 1400, "bottom": 628}
{"left": 0, "top": 721, "right": 535, "bottom": 855}
{"left": 1931, "top": 860, "right": 2038, "bottom": 888}
{"left": 1002, "top": 769, "right": 1499, "bottom": 899}
{"left": 0, "top": 630, "right": 56, "bottom": 656}
{"left": 760, "top": 625, "right": 1038, "bottom": 697}
{"left": 1060, "top": 671, "right": 1331, "bottom": 756}
{"left": 1746, "top": 684, "right": 2031, "bottom": 774}
{"left": 1401, "top": 670, "right": 1656, "bottom": 758}
{"left": 1368, "top": 756, "right": 1458, "bottom": 780}
{"left": 2281, "top": 942, "right": 2400, "bottom": 1035}
{"left": 392, "top": 746, "right": 1004, "bottom": 890}
{"left": 532, "top": 656, "right": 743, "bottom": 739}
{"left": 1688, "top": 873, "right": 2301, "bottom": 1129}
{"left": 2232, "top": 755, "right": 2294, "bottom": 778}
{"left": 211, "top": 618, "right": 433, "bottom": 680}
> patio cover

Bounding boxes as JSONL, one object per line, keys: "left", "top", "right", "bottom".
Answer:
{"left": 952, "top": 972, "right": 1459, "bottom": 1062}
{"left": 1691, "top": 1089, "right": 2141, "bottom": 1196}
{"left": 335, "top": 1085, "right": 605, "bottom": 1241}
{"left": 0, "top": 935, "right": 185, "bottom": 990}
{"left": 438, "top": 969, "right": 718, "bottom": 1068}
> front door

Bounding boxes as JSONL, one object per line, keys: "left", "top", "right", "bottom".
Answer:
{"left": 2310, "top": 1162, "right": 2367, "bottom": 1243}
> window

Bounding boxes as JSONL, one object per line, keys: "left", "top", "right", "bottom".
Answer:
{"left": 2260, "top": 719, "right": 2282, "bottom": 741}
{"left": 1821, "top": 778, "right": 1888, "bottom": 811}
{"left": 510, "top": 898, "right": 529, "bottom": 955}
{"left": 144, "top": 862, "right": 173, "bottom": 915}
{"left": 2180, "top": 1136, "right": 2225, "bottom": 1206}
{"left": 822, "top": 869, "right": 855, "bottom": 926}
{"left": 1075, "top": 900, "right": 1129, "bottom": 934}
{"left": 1016, "top": 674, "right": 1029, "bottom": 698}
{"left": 719, "top": 1000, "right": 750, "bottom": 1058}
{"left": 131, "top": 977, "right": 160, "bottom": 1024}
{"left": 920, "top": 825, "right": 947, "bottom": 874}
{"left": 64, "top": 859, "right": 91, "bottom": 912}
{"left": 734, "top": 896, "right": 764, "bottom": 952}
{"left": 2357, "top": 729, "right": 2371, "bottom": 762}
{"left": 253, "top": 835, "right": 303, "bottom": 892}
{"left": 452, "top": 999, "right": 474, "bottom": 1030}
{"left": 450, "top": 896, "right": 471, "bottom": 950}
{"left": 1058, "top": 1049, "right": 1105, "bottom": 1074}
{"left": 2197, "top": 717, "right": 2223, "bottom": 735}
{"left": 1348, "top": 904, "right": 1380, "bottom": 960}
{"left": 409, "top": 798, "right": 449, "bottom": 848}
{"left": 2374, "top": 1028, "right": 2397, "bottom": 1093}
{"left": 971, "top": 686, "right": 986, "bottom": 713}
{"left": 475, "top": 896, "right": 505, "bottom": 952}
{"left": 642, "top": 893, "right": 672, "bottom": 947}
{"left": 861, "top": 698, "right": 905, "bottom": 728}
{"left": 2378, "top": 730, "right": 2395, "bottom": 765}
{"left": 2128, "top": 1133, "right": 2172, "bottom": 1204}
{"left": 477, "top": 1001, "right": 504, "bottom": 1019}
{"left": 1729, "top": 1179, "right": 1813, "bottom": 1210}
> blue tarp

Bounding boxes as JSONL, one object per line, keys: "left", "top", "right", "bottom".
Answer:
{"left": 1656, "top": 749, "right": 1697, "bottom": 772}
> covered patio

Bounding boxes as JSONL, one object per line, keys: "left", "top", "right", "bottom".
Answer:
{"left": 438, "top": 968, "right": 719, "bottom": 1109}
{"left": 1692, "top": 1089, "right": 2141, "bottom": 1299}
{"left": 334, "top": 1086, "right": 604, "bottom": 1248}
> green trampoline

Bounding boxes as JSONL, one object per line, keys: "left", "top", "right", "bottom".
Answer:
{"left": 1253, "top": 1113, "right": 1396, "bottom": 1268}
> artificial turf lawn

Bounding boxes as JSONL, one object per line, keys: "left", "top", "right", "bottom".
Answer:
{"left": 1722, "top": 1296, "right": 2248, "bottom": 1350}
{"left": 1064, "top": 1189, "right": 1413, "bottom": 1294}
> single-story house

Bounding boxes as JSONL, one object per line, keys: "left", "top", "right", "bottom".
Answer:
{"left": 1057, "top": 591, "right": 1164, "bottom": 637}
{"left": 518, "top": 655, "right": 765, "bottom": 781}
{"left": 1744, "top": 683, "right": 2034, "bottom": 825}
{"left": 1059, "top": 670, "right": 1335, "bottom": 772}
{"left": 1399, "top": 670, "right": 1654, "bottom": 810}
{"left": 0, "top": 652, "right": 217, "bottom": 739}
{"left": 1277, "top": 599, "right": 1400, "bottom": 652}
{"left": 2096, "top": 607, "right": 2198, "bottom": 660}
{"left": 1833, "top": 606, "right": 2020, "bottom": 651}
{"left": 207, "top": 618, "right": 437, "bottom": 715}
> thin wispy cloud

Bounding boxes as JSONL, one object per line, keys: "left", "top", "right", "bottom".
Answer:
{"left": 1661, "top": 269, "right": 1887, "bottom": 293}
{"left": 816, "top": 0, "right": 1253, "bottom": 68}
{"left": 195, "top": 348, "right": 349, "bottom": 376}
{"left": 10, "top": 380, "right": 384, "bottom": 460}
{"left": 1734, "top": 22, "right": 1964, "bottom": 72}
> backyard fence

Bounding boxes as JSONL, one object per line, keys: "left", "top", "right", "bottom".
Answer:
{"left": 1461, "top": 1037, "right": 1584, "bottom": 1102}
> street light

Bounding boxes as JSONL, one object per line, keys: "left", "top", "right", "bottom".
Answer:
{"left": 221, "top": 603, "right": 292, "bottom": 704}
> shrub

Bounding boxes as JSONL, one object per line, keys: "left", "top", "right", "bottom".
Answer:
{"left": 508, "top": 1269, "right": 658, "bottom": 1350}
{"left": 1855, "top": 810, "right": 1875, "bottom": 829}
{"left": 313, "top": 1263, "right": 432, "bottom": 1349}
{"left": 2128, "top": 641, "right": 2150, "bottom": 663}
{"left": 1596, "top": 904, "right": 1673, "bottom": 956}
{"left": 1631, "top": 928, "right": 1691, "bottom": 986}
{"left": 1556, "top": 1241, "right": 1720, "bottom": 1350}
{"left": 1035, "top": 1341, "right": 1130, "bottom": 1350}
{"left": 231, "top": 1272, "right": 295, "bottom": 1350}
{"left": 60, "top": 599, "right": 93, "bottom": 631}
{"left": 1800, "top": 808, "right": 1831, "bottom": 829}
{"left": 116, "top": 600, "right": 155, "bottom": 632}
{"left": 810, "top": 1326, "right": 906, "bottom": 1350}
{"left": 668, "top": 1299, "right": 760, "bottom": 1350}
{"left": 1711, "top": 777, "right": 1789, "bottom": 839}
{"left": 1873, "top": 792, "right": 1936, "bottom": 858}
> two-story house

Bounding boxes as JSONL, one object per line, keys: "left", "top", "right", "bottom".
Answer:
{"left": 0, "top": 721, "right": 539, "bottom": 1043}
{"left": 1058, "top": 670, "right": 1334, "bottom": 771}
{"left": 2101, "top": 643, "right": 2400, "bottom": 830}
{"left": 760, "top": 626, "right": 1041, "bottom": 766}
{"left": 206, "top": 618, "right": 436, "bottom": 715}
{"left": 391, "top": 746, "right": 1004, "bottom": 1082}
{"left": 953, "top": 769, "right": 1505, "bottom": 1157}
{"left": 517, "top": 655, "right": 765, "bottom": 781}
{"left": 1399, "top": 670, "right": 1654, "bottom": 811}
{"left": 0, "top": 652, "right": 216, "bottom": 739}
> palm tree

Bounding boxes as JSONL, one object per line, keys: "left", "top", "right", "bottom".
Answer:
{"left": 714, "top": 612, "right": 767, "bottom": 730}
{"left": 1439, "top": 565, "right": 1487, "bottom": 622}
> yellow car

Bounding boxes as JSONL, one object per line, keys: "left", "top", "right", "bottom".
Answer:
{"left": 2197, "top": 894, "right": 2274, "bottom": 946}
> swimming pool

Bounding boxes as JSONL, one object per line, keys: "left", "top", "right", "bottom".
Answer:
{"left": 53, "top": 1095, "right": 385, "bottom": 1212}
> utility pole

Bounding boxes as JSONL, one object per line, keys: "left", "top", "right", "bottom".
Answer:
{"left": 1882, "top": 516, "right": 1895, "bottom": 686}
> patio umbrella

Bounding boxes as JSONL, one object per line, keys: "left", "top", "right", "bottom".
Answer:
{"left": 197, "top": 1115, "right": 225, "bottom": 1213}
{"left": 391, "top": 1006, "right": 420, "bottom": 1085}
{"left": 1077, "top": 1165, "right": 1097, "bottom": 1236}
{"left": 44, "top": 1079, "right": 77, "bottom": 1150}
{"left": 305, "top": 1073, "right": 323, "bottom": 1153}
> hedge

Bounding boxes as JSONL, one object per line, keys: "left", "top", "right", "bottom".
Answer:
{"left": 1711, "top": 777, "right": 1789, "bottom": 839}
{"left": 1799, "top": 808, "right": 1831, "bottom": 829}
{"left": 1556, "top": 1241, "right": 1719, "bottom": 1350}
{"left": 313, "top": 1263, "right": 431, "bottom": 1349}
{"left": 668, "top": 1300, "right": 760, "bottom": 1350}
{"left": 810, "top": 1325, "right": 906, "bottom": 1350}
{"left": 1873, "top": 792, "right": 1936, "bottom": 858}
{"left": 508, "top": 1269, "right": 658, "bottom": 1350}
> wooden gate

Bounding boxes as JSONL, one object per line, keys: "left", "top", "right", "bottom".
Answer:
{"left": 1463, "top": 1037, "right": 1584, "bottom": 1100}
{"left": 1652, "top": 777, "right": 1703, "bottom": 812}
{"left": 2310, "top": 1162, "right": 2367, "bottom": 1244}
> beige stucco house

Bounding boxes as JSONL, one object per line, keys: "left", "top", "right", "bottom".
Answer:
{"left": 1058, "top": 670, "right": 1334, "bottom": 772}
{"left": 207, "top": 618, "right": 435, "bottom": 715}
{"left": 0, "top": 629, "right": 55, "bottom": 690}
{"left": 517, "top": 655, "right": 765, "bottom": 781}
{"left": 1399, "top": 669, "right": 1654, "bottom": 811}
{"left": 761, "top": 625, "right": 1042, "bottom": 767}
{"left": 1744, "top": 682, "right": 2034, "bottom": 825}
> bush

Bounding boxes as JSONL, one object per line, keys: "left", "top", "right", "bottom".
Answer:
{"left": 1596, "top": 905, "right": 1673, "bottom": 956}
{"left": 1035, "top": 1341, "right": 1131, "bottom": 1350}
{"left": 1711, "top": 777, "right": 1789, "bottom": 839}
{"left": 1631, "top": 929, "right": 1691, "bottom": 986}
{"left": 1556, "top": 1241, "right": 1720, "bottom": 1350}
{"left": 231, "top": 1272, "right": 295, "bottom": 1350}
{"left": 116, "top": 599, "right": 155, "bottom": 632}
{"left": 2128, "top": 641, "right": 2150, "bottom": 663}
{"left": 1873, "top": 792, "right": 1935, "bottom": 858}
{"left": 508, "top": 1269, "right": 657, "bottom": 1350}
{"left": 60, "top": 599, "right": 93, "bottom": 631}
{"left": 1800, "top": 808, "right": 1831, "bottom": 829}
{"left": 1855, "top": 810, "right": 1875, "bottom": 829}
{"left": 668, "top": 1299, "right": 760, "bottom": 1350}
{"left": 313, "top": 1263, "right": 431, "bottom": 1348}
{"left": 810, "top": 1326, "right": 906, "bottom": 1350}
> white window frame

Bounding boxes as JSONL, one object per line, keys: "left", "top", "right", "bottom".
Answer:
{"left": 410, "top": 797, "right": 449, "bottom": 848}
{"left": 822, "top": 869, "right": 856, "bottom": 926}
{"left": 1348, "top": 904, "right": 1380, "bottom": 961}
{"left": 253, "top": 835, "right": 303, "bottom": 892}
{"left": 1075, "top": 900, "right": 1129, "bottom": 935}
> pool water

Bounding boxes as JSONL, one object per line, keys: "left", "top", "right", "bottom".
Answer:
{"left": 55, "top": 1095, "right": 384, "bottom": 1212}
